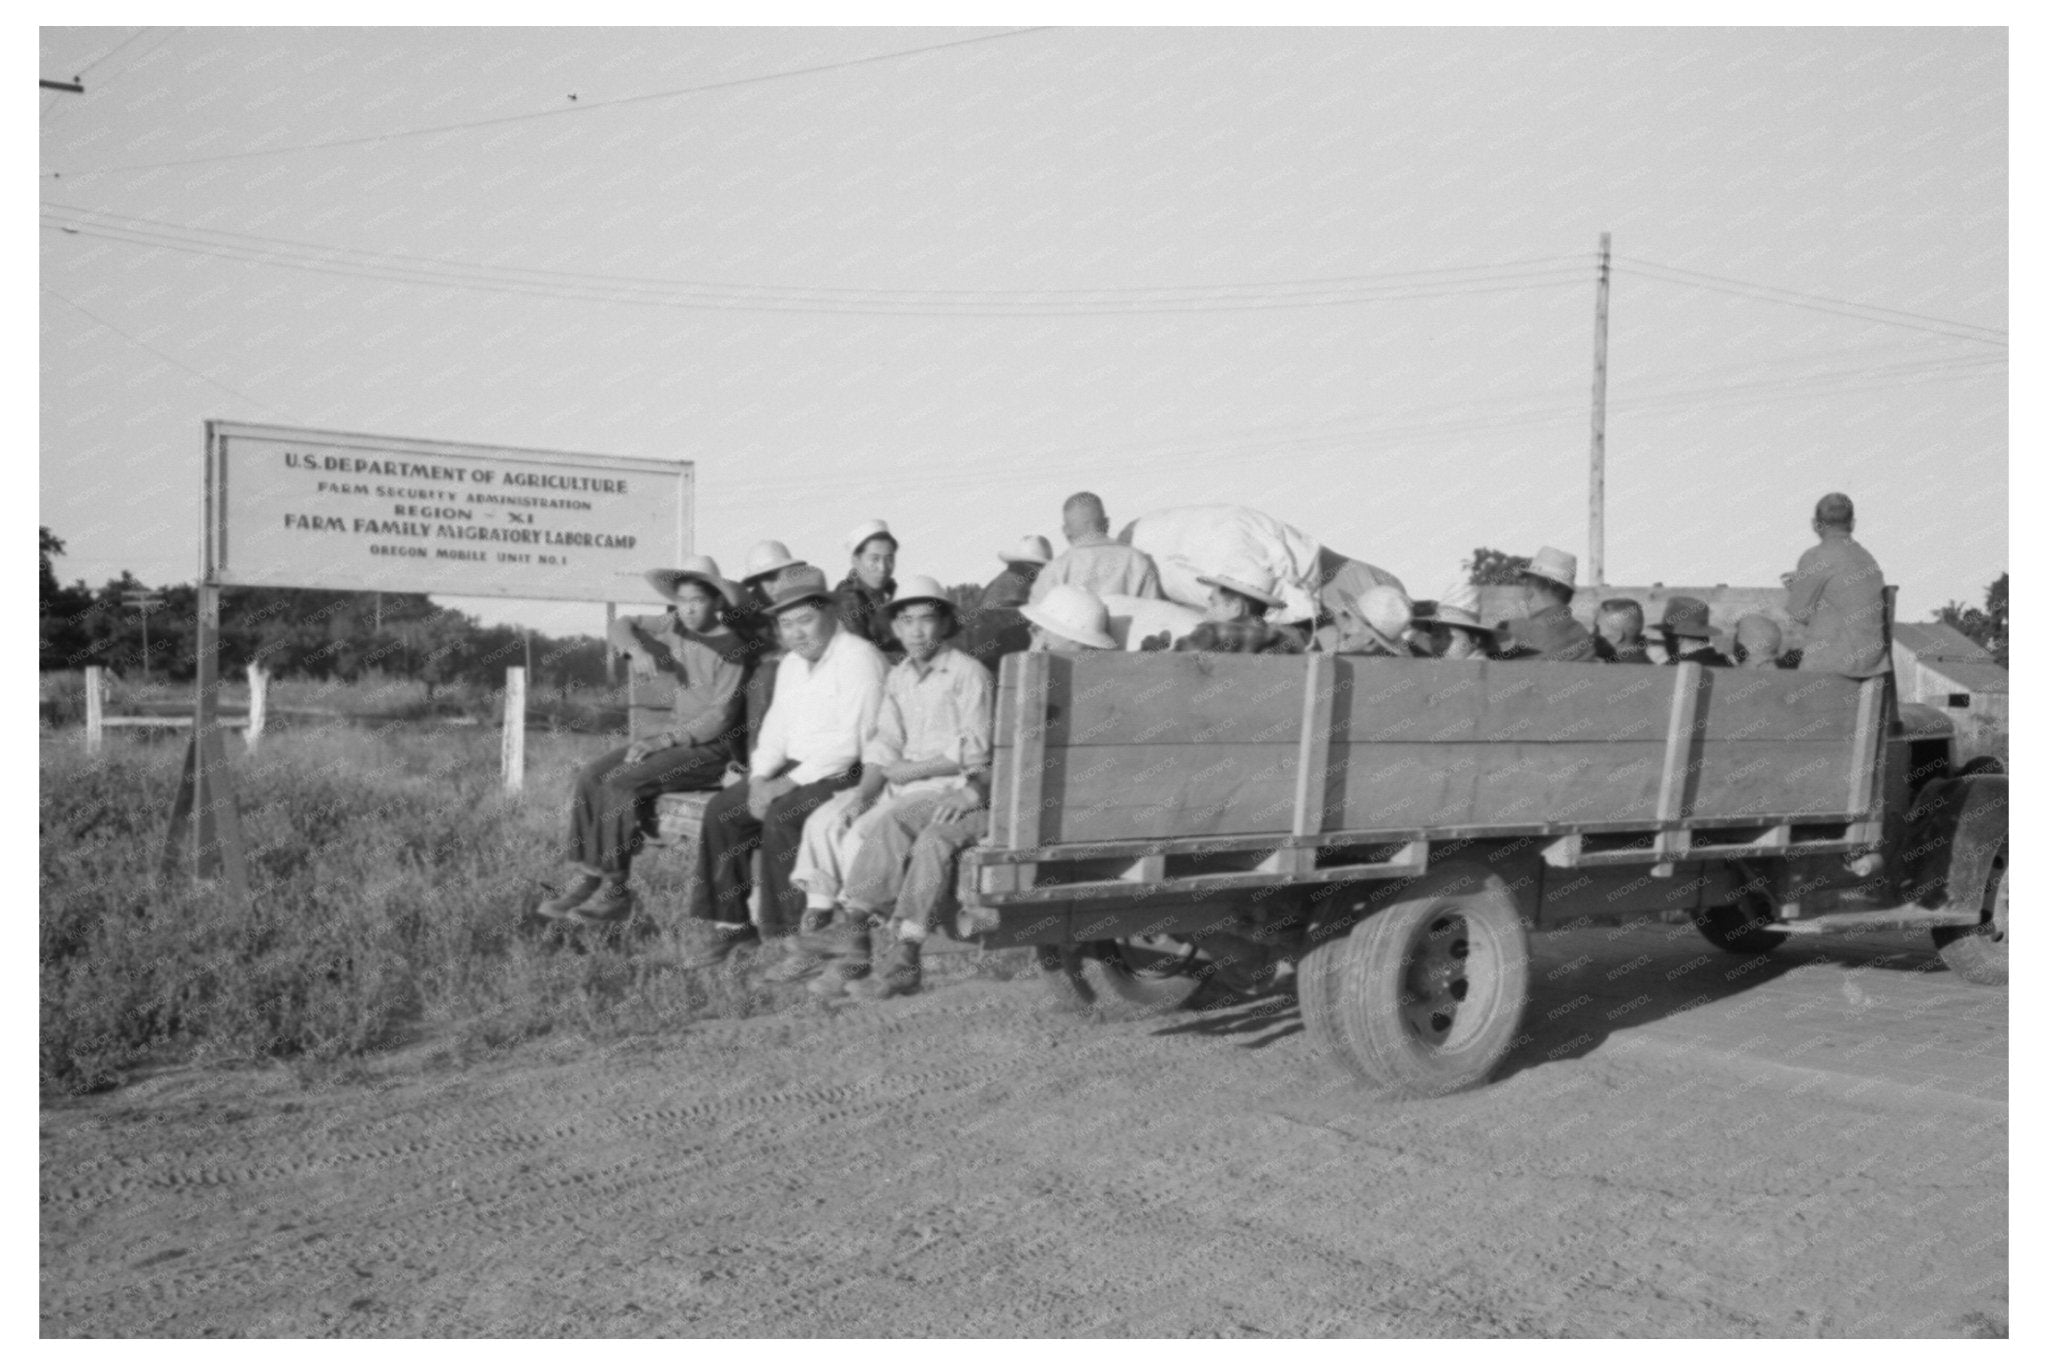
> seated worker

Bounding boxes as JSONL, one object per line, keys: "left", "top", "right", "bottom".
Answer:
{"left": 835, "top": 519, "right": 904, "bottom": 661}
{"left": 538, "top": 556, "right": 750, "bottom": 924}
{"left": 835, "top": 582, "right": 1119, "bottom": 1008}
{"left": 1321, "top": 583, "right": 1419, "bottom": 656}
{"left": 1657, "top": 596, "right": 1735, "bottom": 667}
{"left": 1030, "top": 492, "right": 1164, "bottom": 604}
{"left": 957, "top": 534, "right": 1050, "bottom": 674}
{"left": 731, "top": 540, "right": 810, "bottom": 758}
{"left": 1498, "top": 547, "right": 1597, "bottom": 661}
{"left": 682, "top": 566, "right": 889, "bottom": 969}
{"left": 777, "top": 575, "right": 996, "bottom": 996}
{"left": 1411, "top": 583, "right": 1498, "bottom": 660}
{"left": 1732, "top": 612, "right": 1787, "bottom": 669}
{"left": 1783, "top": 491, "right": 1889, "bottom": 678}
{"left": 1593, "top": 597, "right": 1652, "bottom": 663}
{"left": 1174, "top": 566, "right": 1306, "bottom": 654}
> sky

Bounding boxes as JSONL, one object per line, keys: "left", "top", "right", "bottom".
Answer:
{"left": 38, "top": 25, "right": 2009, "bottom": 635}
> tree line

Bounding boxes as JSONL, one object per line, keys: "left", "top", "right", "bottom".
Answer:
{"left": 39, "top": 527, "right": 610, "bottom": 694}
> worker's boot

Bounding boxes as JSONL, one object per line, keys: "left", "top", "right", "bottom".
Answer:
{"left": 536, "top": 870, "right": 604, "bottom": 920}
{"left": 759, "top": 908, "right": 838, "bottom": 983}
{"left": 846, "top": 937, "right": 922, "bottom": 1002}
{"left": 807, "top": 914, "right": 875, "bottom": 998}
{"left": 569, "top": 879, "right": 635, "bottom": 925}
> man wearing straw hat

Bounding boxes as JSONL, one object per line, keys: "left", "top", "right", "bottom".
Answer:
{"left": 959, "top": 534, "right": 1050, "bottom": 673}
{"left": 1322, "top": 583, "right": 1420, "bottom": 657}
{"left": 536, "top": 556, "right": 751, "bottom": 925}
{"left": 682, "top": 566, "right": 889, "bottom": 968}
{"left": 1173, "top": 565, "right": 1306, "bottom": 654}
{"left": 1411, "top": 584, "right": 1499, "bottom": 660}
{"left": 1499, "top": 546, "right": 1598, "bottom": 662}
{"left": 730, "top": 539, "right": 809, "bottom": 757}
{"left": 836, "top": 519, "right": 904, "bottom": 660}
{"left": 777, "top": 574, "right": 996, "bottom": 997}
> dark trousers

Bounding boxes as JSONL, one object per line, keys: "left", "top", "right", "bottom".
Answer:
{"left": 566, "top": 741, "right": 730, "bottom": 878}
{"left": 691, "top": 769, "right": 858, "bottom": 936}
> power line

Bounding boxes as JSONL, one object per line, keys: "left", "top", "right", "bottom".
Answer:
{"left": 42, "top": 287, "right": 291, "bottom": 418}
{"left": 70, "top": 27, "right": 152, "bottom": 80}
{"left": 1613, "top": 258, "right": 2006, "bottom": 346}
{"left": 42, "top": 215, "right": 1592, "bottom": 315}
{"left": 48, "top": 28, "right": 1054, "bottom": 180}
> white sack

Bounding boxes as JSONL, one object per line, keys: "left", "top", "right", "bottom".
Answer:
{"left": 1120, "top": 505, "right": 1326, "bottom": 623}
{"left": 1100, "top": 594, "right": 1206, "bottom": 652}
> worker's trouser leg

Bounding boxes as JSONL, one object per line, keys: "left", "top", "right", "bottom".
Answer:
{"left": 565, "top": 741, "right": 729, "bottom": 878}
{"left": 840, "top": 793, "right": 950, "bottom": 919}
{"left": 887, "top": 809, "right": 989, "bottom": 941}
{"left": 791, "top": 789, "right": 867, "bottom": 911}
{"left": 691, "top": 771, "right": 858, "bottom": 936}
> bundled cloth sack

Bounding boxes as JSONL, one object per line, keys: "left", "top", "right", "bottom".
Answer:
{"left": 1100, "top": 594, "right": 1206, "bottom": 651}
{"left": 1117, "top": 504, "right": 1405, "bottom": 626}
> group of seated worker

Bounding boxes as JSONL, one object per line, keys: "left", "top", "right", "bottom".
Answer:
{"left": 532, "top": 489, "right": 1885, "bottom": 1009}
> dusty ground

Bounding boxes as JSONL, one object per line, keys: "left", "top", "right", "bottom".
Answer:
{"left": 42, "top": 919, "right": 2006, "bottom": 1338}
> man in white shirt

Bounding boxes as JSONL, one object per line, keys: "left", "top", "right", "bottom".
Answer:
{"left": 1028, "top": 492, "right": 1164, "bottom": 605}
{"left": 684, "top": 566, "right": 889, "bottom": 967}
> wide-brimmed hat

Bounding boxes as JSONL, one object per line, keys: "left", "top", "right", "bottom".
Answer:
{"left": 998, "top": 534, "right": 1054, "bottom": 566}
{"left": 1195, "top": 566, "right": 1287, "bottom": 612}
{"left": 1658, "top": 596, "right": 1715, "bottom": 639}
{"left": 1346, "top": 583, "right": 1416, "bottom": 654}
{"left": 763, "top": 565, "right": 838, "bottom": 617}
{"left": 741, "top": 540, "right": 805, "bottom": 584}
{"left": 845, "top": 519, "right": 898, "bottom": 556}
{"left": 645, "top": 555, "right": 741, "bottom": 609}
{"left": 1522, "top": 546, "right": 1578, "bottom": 591}
{"left": 1412, "top": 582, "right": 1497, "bottom": 640}
{"left": 882, "top": 574, "right": 954, "bottom": 617}
{"left": 1020, "top": 584, "right": 1117, "bottom": 650}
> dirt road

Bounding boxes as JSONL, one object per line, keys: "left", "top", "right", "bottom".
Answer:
{"left": 41, "top": 919, "right": 2007, "bottom": 1337}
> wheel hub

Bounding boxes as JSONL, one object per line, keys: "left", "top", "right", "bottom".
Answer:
{"left": 1401, "top": 914, "right": 1471, "bottom": 1043}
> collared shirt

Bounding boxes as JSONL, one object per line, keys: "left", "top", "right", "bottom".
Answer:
{"left": 1173, "top": 618, "right": 1306, "bottom": 655}
{"left": 834, "top": 573, "right": 904, "bottom": 659}
{"left": 751, "top": 626, "right": 890, "bottom": 785}
{"left": 1785, "top": 532, "right": 1889, "bottom": 678}
{"left": 608, "top": 611, "right": 750, "bottom": 748}
{"left": 863, "top": 645, "right": 996, "bottom": 797}
{"left": 1029, "top": 533, "right": 1163, "bottom": 604}
{"left": 1505, "top": 603, "right": 1598, "bottom": 662}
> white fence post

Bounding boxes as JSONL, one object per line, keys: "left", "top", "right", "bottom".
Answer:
{"left": 245, "top": 664, "right": 267, "bottom": 752}
{"left": 84, "top": 665, "right": 105, "bottom": 754}
{"left": 502, "top": 666, "right": 526, "bottom": 794}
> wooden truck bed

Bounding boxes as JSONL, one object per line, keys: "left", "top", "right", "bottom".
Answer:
{"left": 966, "top": 652, "right": 1887, "bottom": 910}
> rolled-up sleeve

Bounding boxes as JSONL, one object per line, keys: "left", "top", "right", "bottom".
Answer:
{"left": 955, "top": 660, "right": 995, "bottom": 773}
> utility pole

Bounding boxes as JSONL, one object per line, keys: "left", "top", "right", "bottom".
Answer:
{"left": 1589, "top": 231, "right": 1611, "bottom": 589}
{"left": 123, "top": 589, "right": 165, "bottom": 682}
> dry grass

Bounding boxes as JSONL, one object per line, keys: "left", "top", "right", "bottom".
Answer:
{"left": 39, "top": 722, "right": 781, "bottom": 1093}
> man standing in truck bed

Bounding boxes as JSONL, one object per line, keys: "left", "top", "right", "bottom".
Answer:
{"left": 1784, "top": 492, "right": 1890, "bottom": 678}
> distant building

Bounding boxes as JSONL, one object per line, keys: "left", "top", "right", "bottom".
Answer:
{"left": 1892, "top": 622, "right": 2008, "bottom": 766}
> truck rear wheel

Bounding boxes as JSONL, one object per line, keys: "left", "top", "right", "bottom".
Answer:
{"left": 1312, "top": 865, "right": 1531, "bottom": 1099}
{"left": 1078, "top": 936, "right": 1204, "bottom": 1016}
{"left": 1932, "top": 842, "right": 2008, "bottom": 986}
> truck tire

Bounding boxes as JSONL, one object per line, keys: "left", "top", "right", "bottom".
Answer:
{"left": 1319, "top": 864, "right": 1531, "bottom": 1099}
{"left": 1692, "top": 887, "right": 1786, "bottom": 956}
{"left": 1932, "top": 840, "right": 2008, "bottom": 986}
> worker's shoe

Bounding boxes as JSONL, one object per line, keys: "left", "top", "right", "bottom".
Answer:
{"left": 536, "top": 873, "right": 603, "bottom": 920}
{"left": 759, "top": 933, "right": 832, "bottom": 983}
{"left": 676, "top": 919, "right": 761, "bottom": 969}
{"left": 807, "top": 917, "right": 874, "bottom": 998}
{"left": 846, "top": 939, "right": 922, "bottom": 1002}
{"left": 569, "top": 880, "right": 635, "bottom": 925}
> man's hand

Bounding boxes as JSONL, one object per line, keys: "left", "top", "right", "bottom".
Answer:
{"left": 838, "top": 790, "right": 877, "bottom": 829}
{"left": 625, "top": 733, "right": 672, "bottom": 764}
{"left": 931, "top": 785, "right": 985, "bottom": 824}
{"left": 747, "top": 775, "right": 796, "bottom": 820}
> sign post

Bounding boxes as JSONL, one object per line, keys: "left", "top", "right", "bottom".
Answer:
{"left": 163, "top": 421, "right": 692, "bottom": 891}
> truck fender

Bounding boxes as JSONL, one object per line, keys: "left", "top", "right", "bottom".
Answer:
{"left": 1901, "top": 774, "right": 2008, "bottom": 911}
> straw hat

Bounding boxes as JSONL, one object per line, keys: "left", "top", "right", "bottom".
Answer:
{"left": 1523, "top": 546, "right": 1578, "bottom": 591}
{"left": 998, "top": 534, "right": 1054, "bottom": 566}
{"left": 741, "top": 540, "right": 804, "bottom": 584}
{"left": 845, "top": 519, "right": 897, "bottom": 556}
{"left": 1194, "top": 566, "right": 1287, "bottom": 612}
{"left": 762, "top": 565, "right": 838, "bottom": 616}
{"left": 1658, "top": 596, "right": 1715, "bottom": 640}
{"left": 1734, "top": 612, "right": 1783, "bottom": 658}
{"left": 882, "top": 574, "right": 955, "bottom": 617}
{"left": 644, "top": 555, "right": 741, "bottom": 609}
{"left": 1412, "top": 582, "right": 1497, "bottom": 641}
{"left": 1020, "top": 584, "right": 1118, "bottom": 650}
{"left": 1349, "top": 583, "right": 1416, "bottom": 654}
